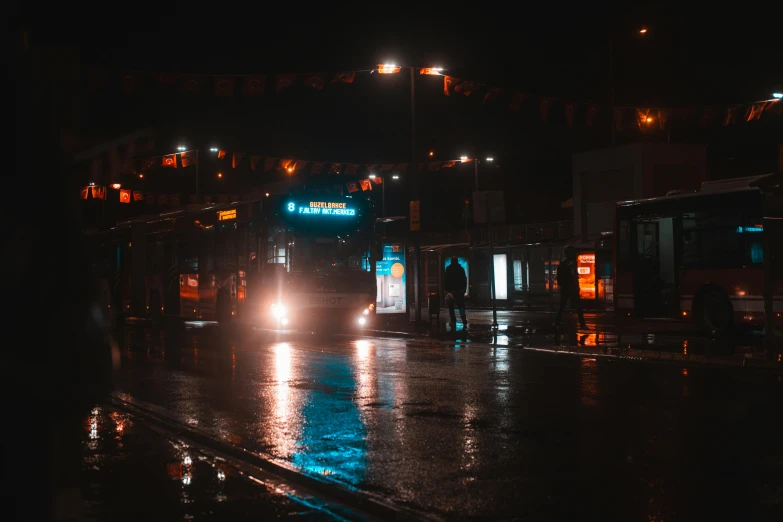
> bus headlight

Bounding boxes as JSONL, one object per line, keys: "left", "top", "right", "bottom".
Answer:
{"left": 362, "top": 308, "right": 369, "bottom": 315}
{"left": 270, "top": 303, "right": 287, "bottom": 319}
{"left": 358, "top": 317, "right": 366, "bottom": 326}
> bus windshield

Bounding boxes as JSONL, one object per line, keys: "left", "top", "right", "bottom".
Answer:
{"left": 291, "top": 234, "right": 369, "bottom": 273}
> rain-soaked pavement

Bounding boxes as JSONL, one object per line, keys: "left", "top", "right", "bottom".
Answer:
{"left": 108, "top": 315, "right": 783, "bottom": 520}
{"left": 81, "top": 406, "right": 340, "bottom": 521}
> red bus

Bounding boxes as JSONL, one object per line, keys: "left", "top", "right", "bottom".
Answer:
{"left": 614, "top": 174, "right": 783, "bottom": 333}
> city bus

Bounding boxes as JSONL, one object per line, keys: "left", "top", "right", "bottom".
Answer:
{"left": 257, "top": 193, "right": 377, "bottom": 330}
{"left": 86, "top": 190, "right": 378, "bottom": 330}
{"left": 614, "top": 174, "right": 783, "bottom": 333}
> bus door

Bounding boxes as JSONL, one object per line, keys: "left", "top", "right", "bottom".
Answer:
{"left": 632, "top": 216, "right": 680, "bottom": 318}
{"left": 632, "top": 218, "right": 664, "bottom": 317}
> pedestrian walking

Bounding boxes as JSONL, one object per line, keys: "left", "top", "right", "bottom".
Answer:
{"left": 445, "top": 256, "right": 468, "bottom": 329}
{"left": 553, "top": 246, "right": 587, "bottom": 329}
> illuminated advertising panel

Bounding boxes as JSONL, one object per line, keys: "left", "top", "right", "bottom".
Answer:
{"left": 493, "top": 254, "right": 508, "bottom": 300}
{"left": 577, "top": 253, "right": 596, "bottom": 299}
{"left": 376, "top": 242, "right": 406, "bottom": 313}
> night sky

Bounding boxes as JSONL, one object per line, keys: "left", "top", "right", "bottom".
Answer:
{"left": 13, "top": 2, "right": 783, "bottom": 227}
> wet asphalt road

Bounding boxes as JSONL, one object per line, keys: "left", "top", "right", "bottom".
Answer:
{"left": 81, "top": 407, "right": 338, "bottom": 521}
{"left": 114, "top": 322, "right": 783, "bottom": 520}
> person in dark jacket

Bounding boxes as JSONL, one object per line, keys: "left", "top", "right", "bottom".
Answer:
{"left": 553, "top": 246, "right": 587, "bottom": 329}
{"left": 445, "top": 256, "right": 468, "bottom": 329}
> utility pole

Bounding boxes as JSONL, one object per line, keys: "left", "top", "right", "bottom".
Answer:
{"left": 411, "top": 66, "right": 422, "bottom": 324}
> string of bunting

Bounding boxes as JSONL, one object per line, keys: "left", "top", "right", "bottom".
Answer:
{"left": 87, "top": 65, "right": 783, "bottom": 129}
{"left": 81, "top": 148, "right": 475, "bottom": 204}
{"left": 137, "top": 148, "right": 467, "bottom": 176}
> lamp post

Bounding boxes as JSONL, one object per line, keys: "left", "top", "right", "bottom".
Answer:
{"left": 178, "top": 145, "right": 202, "bottom": 201}
{"left": 377, "top": 63, "right": 443, "bottom": 324}
{"left": 609, "top": 27, "right": 649, "bottom": 146}
{"left": 369, "top": 172, "right": 401, "bottom": 235}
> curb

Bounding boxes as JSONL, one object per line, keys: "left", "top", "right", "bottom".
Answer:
{"left": 519, "top": 345, "right": 783, "bottom": 372}
{"left": 108, "top": 393, "right": 441, "bottom": 522}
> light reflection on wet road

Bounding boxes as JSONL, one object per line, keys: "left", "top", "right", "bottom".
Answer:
{"left": 116, "top": 325, "right": 783, "bottom": 520}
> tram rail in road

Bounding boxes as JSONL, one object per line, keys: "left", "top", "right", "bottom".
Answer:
{"left": 108, "top": 392, "right": 442, "bottom": 522}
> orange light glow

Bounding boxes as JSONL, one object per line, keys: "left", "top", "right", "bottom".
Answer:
{"left": 217, "top": 172, "right": 223, "bottom": 178}
{"left": 111, "top": 183, "right": 122, "bottom": 189}
{"left": 287, "top": 167, "right": 293, "bottom": 173}
{"left": 377, "top": 64, "right": 401, "bottom": 74}
{"left": 682, "top": 311, "right": 688, "bottom": 316}
{"left": 639, "top": 28, "right": 648, "bottom": 34}
{"left": 577, "top": 253, "right": 596, "bottom": 300}
{"left": 429, "top": 151, "right": 434, "bottom": 156}
{"left": 646, "top": 117, "right": 653, "bottom": 123}
{"left": 138, "top": 173, "right": 144, "bottom": 179}
{"left": 419, "top": 68, "right": 443, "bottom": 75}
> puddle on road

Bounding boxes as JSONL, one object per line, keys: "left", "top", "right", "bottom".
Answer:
{"left": 80, "top": 407, "right": 338, "bottom": 521}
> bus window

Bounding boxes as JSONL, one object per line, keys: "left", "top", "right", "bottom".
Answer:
{"left": 267, "top": 229, "right": 287, "bottom": 264}
{"left": 680, "top": 211, "right": 742, "bottom": 269}
{"left": 742, "top": 216, "right": 764, "bottom": 265}
{"left": 290, "top": 235, "right": 367, "bottom": 273}
{"left": 617, "top": 219, "right": 631, "bottom": 270}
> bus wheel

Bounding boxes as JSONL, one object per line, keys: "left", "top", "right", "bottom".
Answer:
{"left": 149, "top": 290, "right": 162, "bottom": 324}
{"left": 695, "top": 289, "right": 733, "bottom": 336}
{"left": 216, "top": 288, "right": 232, "bottom": 324}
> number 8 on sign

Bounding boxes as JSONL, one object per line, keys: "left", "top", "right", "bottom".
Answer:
{"left": 287, "top": 202, "right": 295, "bottom": 212}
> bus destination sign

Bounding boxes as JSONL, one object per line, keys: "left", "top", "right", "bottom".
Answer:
{"left": 217, "top": 208, "right": 237, "bottom": 221}
{"left": 287, "top": 201, "right": 356, "bottom": 217}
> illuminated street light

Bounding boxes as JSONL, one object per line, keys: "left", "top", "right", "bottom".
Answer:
{"left": 377, "top": 63, "right": 401, "bottom": 74}
{"left": 460, "top": 156, "right": 469, "bottom": 162}
{"left": 773, "top": 93, "right": 783, "bottom": 99}
{"left": 392, "top": 174, "right": 400, "bottom": 180}
{"left": 486, "top": 157, "right": 494, "bottom": 162}
{"left": 639, "top": 28, "right": 648, "bottom": 34}
{"left": 646, "top": 116, "right": 654, "bottom": 123}
{"left": 217, "top": 172, "right": 222, "bottom": 178}
{"left": 265, "top": 192, "right": 270, "bottom": 197}
{"left": 286, "top": 167, "right": 293, "bottom": 173}
{"left": 368, "top": 173, "right": 376, "bottom": 179}
{"left": 210, "top": 147, "right": 219, "bottom": 152}
{"left": 111, "top": 183, "right": 121, "bottom": 189}
{"left": 138, "top": 173, "right": 144, "bottom": 179}
{"left": 429, "top": 151, "right": 434, "bottom": 157}
{"left": 177, "top": 146, "right": 186, "bottom": 151}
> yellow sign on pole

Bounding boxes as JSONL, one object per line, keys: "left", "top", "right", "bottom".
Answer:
{"left": 409, "top": 200, "right": 420, "bottom": 231}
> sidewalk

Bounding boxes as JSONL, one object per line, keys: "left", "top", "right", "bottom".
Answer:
{"left": 366, "top": 308, "right": 783, "bottom": 372}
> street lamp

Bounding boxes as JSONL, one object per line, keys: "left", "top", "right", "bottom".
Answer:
{"left": 609, "top": 27, "right": 649, "bottom": 145}
{"left": 377, "top": 62, "right": 446, "bottom": 324}
{"left": 461, "top": 155, "right": 495, "bottom": 191}
{"left": 773, "top": 93, "right": 783, "bottom": 99}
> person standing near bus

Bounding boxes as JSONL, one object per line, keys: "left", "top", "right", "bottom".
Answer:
{"left": 553, "top": 246, "right": 587, "bottom": 329}
{"left": 445, "top": 256, "right": 468, "bottom": 329}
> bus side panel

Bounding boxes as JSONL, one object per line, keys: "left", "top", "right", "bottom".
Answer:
{"left": 615, "top": 271, "right": 634, "bottom": 312}
{"left": 679, "top": 267, "right": 766, "bottom": 323}
{"left": 180, "top": 274, "right": 199, "bottom": 319}
{"left": 199, "top": 274, "right": 217, "bottom": 320}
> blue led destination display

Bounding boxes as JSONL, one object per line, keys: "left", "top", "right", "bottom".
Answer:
{"left": 288, "top": 201, "right": 356, "bottom": 217}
